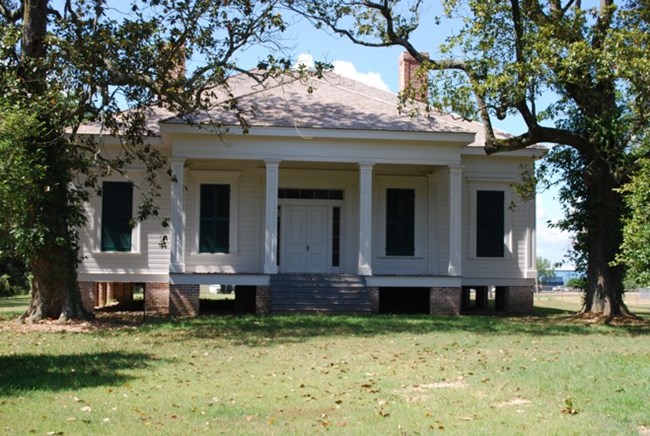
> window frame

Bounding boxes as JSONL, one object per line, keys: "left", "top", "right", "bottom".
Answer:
{"left": 468, "top": 180, "right": 513, "bottom": 260}
{"left": 190, "top": 171, "right": 239, "bottom": 256}
{"left": 377, "top": 177, "right": 424, "bottom": 259}
{"left": 385, "top": 188, "right": 416, "bottom": 256}
{"left": 199, "top": 184, "right": 231, "bottom": 253}
{"left": 95, "top": 179, "right": 140, "bottom": 254}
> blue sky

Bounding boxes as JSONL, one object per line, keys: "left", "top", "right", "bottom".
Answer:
{"left": 224, "top": 7, "right": 575, "bottom": 268}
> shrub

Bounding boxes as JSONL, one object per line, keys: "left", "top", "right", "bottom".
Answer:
{"left": 0, "top": 251, "right": 30, "bottom": 297}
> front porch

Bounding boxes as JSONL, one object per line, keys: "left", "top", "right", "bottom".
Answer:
{"left": 79, "top": 274, "right": 534, "bottom": 317}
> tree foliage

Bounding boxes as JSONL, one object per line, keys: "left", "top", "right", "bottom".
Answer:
{"left": 536, "top": 257, "right": 556, "bottom": 285}
{"left": 288, "top": 0, "right": 650, "bottom": 319}
{"left": 617, "top": 155, "right": 650, "bottom": 287}
{"left": 0, "top": 0, "right": 292, "bottom": 321}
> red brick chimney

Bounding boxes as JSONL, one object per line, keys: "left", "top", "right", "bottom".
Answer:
{"left": 398, "top": 51, "right": 429, "bottom": 102}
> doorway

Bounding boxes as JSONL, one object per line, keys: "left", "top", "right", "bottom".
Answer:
{"left": 281, "top": 204, "right": 331, "bottom": 273}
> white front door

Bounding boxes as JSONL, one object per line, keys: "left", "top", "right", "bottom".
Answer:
{"left": 282, "top": 205, "right": 331, "bottom": 273}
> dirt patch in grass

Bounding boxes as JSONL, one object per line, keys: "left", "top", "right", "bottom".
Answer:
{"left": 493, "top": 398, "right": 531, "bottom": 408}
{"left": 400, "top": 379, "right": 468, "bottom": 402}
{"left": 0, "top": 311, "right": 145, "bottom": 333}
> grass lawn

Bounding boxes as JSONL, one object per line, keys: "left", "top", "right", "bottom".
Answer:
{"left": 1, "top": 294, "right": 648, "bottom": 435}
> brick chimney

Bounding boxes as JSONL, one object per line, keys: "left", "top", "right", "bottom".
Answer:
{"left": 398, "top": 51, "right": 429, "bottom": 102}
{"left": 158, "top": 42, "right": 186, "bottom": 95}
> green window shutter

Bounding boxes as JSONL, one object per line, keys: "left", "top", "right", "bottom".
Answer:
{"left": 199, "top": 184, "right": 230, "bottom": 253}
{"left": 386, "top": 188, "right": 415, "bottom": 256}
{"left": 101, "top": 182, "right": 133, "bottom": 252}
{"left": 476, "top": 190, "right": 505, "bottom": 257}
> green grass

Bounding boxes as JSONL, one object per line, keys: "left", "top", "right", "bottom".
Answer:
{"left": 1, "top": 296, "right": 648, "bottom": 435}
{"left": 0, "top": 294, "right": 29, "bottom": 318}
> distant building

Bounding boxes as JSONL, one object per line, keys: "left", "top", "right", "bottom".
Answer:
{"left": 541, "top": 270, "right": 583, "bottom": 289}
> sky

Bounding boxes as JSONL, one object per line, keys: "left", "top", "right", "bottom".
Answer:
{"left": 228, "top": 6, "right": 575, "bottom": 269}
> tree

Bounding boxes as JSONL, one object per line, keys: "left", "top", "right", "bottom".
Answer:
{"left": 536, "top": 257, "right": 556, "bottom": 288}
{"left": 289, "top": 0, "right": 650, "bottom": 320}
{"left": 0, "top": 0, "right": 292, "bottom": 322}
{"left": 616, "top": 155, "right": 650, "bottom": 287}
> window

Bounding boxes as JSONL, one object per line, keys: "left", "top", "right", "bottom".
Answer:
{"left": 101, "top": 181, "right": 133, "bottom": 252}
{"left": 278, "top": 189, "right": 344, "bottom": 200}
{"left": 386, "top": 188, "right": 415, "bottom": 256}
{"left": 332, "top": 206, "right": 341, "bottom": 267}
{"left": 199, "top": 184, "right": 230, "bottom": 253}
{"left": 476, "top": 190, "right": 505, "bottom": 257}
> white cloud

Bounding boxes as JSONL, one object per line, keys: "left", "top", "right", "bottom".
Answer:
{"left": 294, "top": 53, "right": 315, "bottom": 69}
{"left": 331, "top": 60, "right": 390, "bottom": 92}
{"left": 293, "top": 53, "right": 390, "bottom": 92}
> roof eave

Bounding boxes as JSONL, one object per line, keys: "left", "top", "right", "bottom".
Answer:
{"left": 461, "top": 144, "right": 548, "bottom": 158}
{"left": 159, "top": 122, "right": 476, "bottom": 144}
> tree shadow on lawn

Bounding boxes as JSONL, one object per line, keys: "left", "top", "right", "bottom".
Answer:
{"left": 0, "top": 351, "right": 155, "bottom": 397}
{"left": 135, "top": 308, "right": 649, "bottom": 347}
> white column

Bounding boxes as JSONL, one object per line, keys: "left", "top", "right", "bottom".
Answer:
{"left": 427, "top": 173, "right": 439, "bottom": 274}
{"left": 263, "top": 160, "right": 280, "bottom": 274}
{"left": 170, "top": 157, "right": 186, "bottom": 273}
{"left": 358, "top": 162, "right": 374, "bottom": 276}
{"left": 448, "top": 165, "right": 463, "bottom": 276}
{"left": 528, "top": 199, "right": 537, "bottom": 280}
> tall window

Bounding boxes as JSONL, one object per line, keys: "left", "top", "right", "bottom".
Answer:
{"left": 199, "top": 184, "right": 230, "bottom": 253}
{"left": 386, "top": 188, "right": 415, "bottom": 256}
{"left": 332, "top": 206, "right": 341, "bottom": 267}
{"left": 101, "top": 181, "right": 133, "bottom": 252}
{"left": 476, "top": 190, "right": 505, "bottom": 257}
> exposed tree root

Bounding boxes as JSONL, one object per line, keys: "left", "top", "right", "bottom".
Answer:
{"left": 571, "top": 311, "right": 648, "bottom": 327}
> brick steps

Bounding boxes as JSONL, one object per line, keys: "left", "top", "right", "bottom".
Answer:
{"left": 270, "top": 274, "right": 372, "bottom": 314}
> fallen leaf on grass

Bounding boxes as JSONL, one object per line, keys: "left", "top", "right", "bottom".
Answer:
{"left": 561, "top": 398, "right": 579, "bottom": 415}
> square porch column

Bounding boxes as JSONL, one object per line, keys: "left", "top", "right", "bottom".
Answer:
{"left": 170, "top": 157, "right": 186, "bottom": 273}
{"left": 448, "top": 165, "right": 463, "bottom": 276}
{"left": 358, "top": 162, "right": 374, "bottom": 276}
{"left": 263, "top": 160, "right": 280, "bottom": 274}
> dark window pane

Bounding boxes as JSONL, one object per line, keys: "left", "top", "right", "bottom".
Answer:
{"left": 386, "top": 188, "right": 415, "bottom": 256}
{"left": 101, "top": 182, "right": 133, "bottom": 252}
{"left": 278, "top": 189, "right": 343, "bottom": 200}
{"left": 476, "top": 190, "right": 504, "bottom": 257}
{"left": 199, "top": 184, "right": 230, "bottom": 253}
{"left": 332, "top": 207, "right": 340, "bottom": 267}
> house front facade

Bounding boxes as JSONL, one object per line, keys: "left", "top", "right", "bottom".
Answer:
{"left": 77, "top": 55, "right": 542, "bottom": 316}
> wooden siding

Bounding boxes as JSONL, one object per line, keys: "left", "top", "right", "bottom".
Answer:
{"left": 460, "top": 155, "right": 534, "bottom": 281}
{"left": 184, "top": 168, "right": 262, "bottom": 273}
{"left": 77, "top": 147, "right": 537, "bottom": 283}
{"left": 78, "top": 170, "right": 171, "bottom": 276}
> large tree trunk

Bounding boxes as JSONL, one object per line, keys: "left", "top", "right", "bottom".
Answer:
{"left": 21, "top": 148, "right": 91, "bottom": 323}
{"left": 18, "top": 0, "right": 91, "bottom": 322}
{"left": 580, "top": 157, "right": 633, "bottom": 320}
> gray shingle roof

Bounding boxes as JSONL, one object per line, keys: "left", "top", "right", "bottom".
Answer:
{"left": 164, "top": 71, "right": 474, "bottom": 135}
{"left": 78, "top": 70, "right": 515, "bottom": 148}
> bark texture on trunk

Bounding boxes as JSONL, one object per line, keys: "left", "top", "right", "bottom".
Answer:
{"left": 21, "top": 179, "right": 91, "bottom": 322}
{"left": 580, "top": 157, "right": 633, "bottom": 320}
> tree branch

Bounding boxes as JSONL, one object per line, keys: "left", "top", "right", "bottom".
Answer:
{"left": 0, "top": 1, "right": 22, "bottom": 22}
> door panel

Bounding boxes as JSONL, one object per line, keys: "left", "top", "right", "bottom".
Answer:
{"left": 306, "top": 206, "right": 328, "bottom": 272}
{"left": 282, "top": 205, "right": 330, "bottom": 273}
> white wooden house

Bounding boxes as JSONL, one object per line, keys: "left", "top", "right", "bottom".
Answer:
{"left": 76, "top": 54, "right": 542, "bottom": 316}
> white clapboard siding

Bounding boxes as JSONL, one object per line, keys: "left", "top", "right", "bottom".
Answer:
{"left": 184, "top": 168, "right": 263, "bottom": 273}
{"left": 460, "top": 155, "right": 535, "bottom": 280}
{"left": 371, "top": 173, "right": 430, "bottom": 275}
{"left": 78, "top": 170, "right": 171, "bottom": 276}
